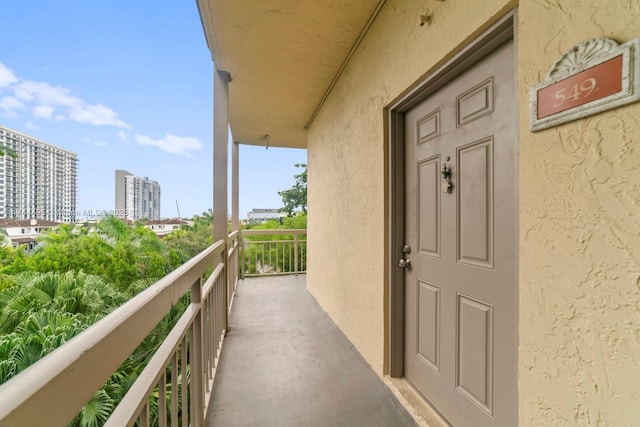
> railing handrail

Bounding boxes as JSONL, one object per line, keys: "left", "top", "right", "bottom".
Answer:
{"left": 241, "top": 229, "right": 306, "bottom": 236}
{"left": 240, "top": 239, "right": 302, "bottom": 244}
{"left": 0, "top": 239, "right": 226, "bottom": 426}
{"left": 104, "top": 262, "right": 224, "bottom": 426}
{"left": 105, "top": 304, "right": 199, "bottom": 426}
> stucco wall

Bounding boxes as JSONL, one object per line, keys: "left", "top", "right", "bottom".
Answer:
{"left": 518, "top": 1, "right": 640, "bottom": 425}
{"left": 306, "top": 0, "right": 514, "bottom": 375}
{"left": 307, "top": 0, "right": 640, "bottom": 424}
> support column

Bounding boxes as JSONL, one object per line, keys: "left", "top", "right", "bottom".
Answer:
{"left": 213, "top": 69, "right": 229, "bottom": 247}
{"left": 213, "top": 69, "right": 230, "bottom": 330}
{"left": 232, "top": 141, "right": 240, "bottom": 284}
{"left": 232, "top": 141, "right": 239, "bottom": 232}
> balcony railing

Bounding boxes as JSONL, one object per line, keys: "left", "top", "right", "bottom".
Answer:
{"left": 0, "top": 228, "right": 302, "bottom": 426}
{"left": 240, "top": 229, "right": 307, "bottom": 277}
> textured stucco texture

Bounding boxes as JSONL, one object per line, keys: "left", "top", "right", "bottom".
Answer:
{"left": 518, "top": 1, "right": 640, "bottom": 425}
{"left": 306, "top": 0, "right": 640, "bottom": 425}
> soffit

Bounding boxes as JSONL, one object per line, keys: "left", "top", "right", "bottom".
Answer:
{"left": 198, "top": 0, "right": 383, "bottom": 149}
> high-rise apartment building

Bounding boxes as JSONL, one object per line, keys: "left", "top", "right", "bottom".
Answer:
{"left": 115, "top": 170, "right": 161, "bottom": 221}
{"left": 0, "top": 126, "right": 78, "bottom": 222}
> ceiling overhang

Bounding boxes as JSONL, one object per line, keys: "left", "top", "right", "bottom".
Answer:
{"left": 197, "top": 0, "right": 385, "bottom": 149}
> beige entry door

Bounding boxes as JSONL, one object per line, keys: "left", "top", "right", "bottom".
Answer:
{"left": 403, "top": 39, "right": 517, "bottom": 426}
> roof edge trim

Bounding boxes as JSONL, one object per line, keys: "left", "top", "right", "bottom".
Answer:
{"left": 196, "top": 0, "right": 221, "bottom": 66}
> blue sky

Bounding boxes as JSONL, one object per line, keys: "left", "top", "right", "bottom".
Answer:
{"left": 0, "top": 2, "right": 306, "bottom": 219}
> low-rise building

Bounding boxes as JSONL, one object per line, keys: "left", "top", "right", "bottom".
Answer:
{"left": 143, "top": 218, "right": 189, "bottom": 237}
{"left": 246, "top": 208, "right": 285, "bottom": 224}
{"left": 0, "top": 218, "right": 60, "bottom": 250}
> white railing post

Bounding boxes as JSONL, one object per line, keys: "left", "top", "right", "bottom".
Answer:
{"left": 240, "top": 232, "right": 245, "bottom": 279}
{"left": 190, "top": 277, "right": 204, "bottom": 426}
{"left": 294, "top": 234, "right": 299, "bottom": 275}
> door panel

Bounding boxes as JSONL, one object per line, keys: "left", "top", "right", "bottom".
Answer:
{"left": 417, "top": 280, "right": 440, "bottom": 370}
{"left": 404, "top": 39, "right": 517, "bottom": 427}
{"left": 456, "top": 293, "right": 493, "bottom": 414}
{"left": 456, "top": 78, "right": 494, "bottom": 126}
{"left": 418, "top": 158, "right": 440, "bottom": 256}
{"left": 418, "top": 109, "right": 441, "bottom": 143}
{"left": 457, "top": 138, "right": 493, "bottom": 267}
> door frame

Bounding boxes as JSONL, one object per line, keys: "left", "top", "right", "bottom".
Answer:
{"left": 385, "top": 10, "right": 517, "bottom": 378}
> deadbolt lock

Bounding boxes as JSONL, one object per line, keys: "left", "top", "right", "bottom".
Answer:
{"left": 402, "top": 244, "right": 411, "bottom": 254}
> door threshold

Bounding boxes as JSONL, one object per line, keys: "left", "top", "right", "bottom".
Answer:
{"left": 384, "top": 376, "right": 451, "bottom": 427}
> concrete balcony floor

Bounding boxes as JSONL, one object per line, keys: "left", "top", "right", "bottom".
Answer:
{"left": 206, "top": 275, "right": 418, "bottom": 427}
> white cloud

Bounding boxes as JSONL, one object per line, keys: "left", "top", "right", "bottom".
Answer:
{"left": 15, "top": 80, "right": 77, "bottom": 106}
{"left": 117, "top": 130, "right": 130, "bottom": 143}
{"left": 25, "top": 121, "right": 39, "bottom": 130}
{"left": 33, "top": 104, "right": 55, "bottom": 119}
{"left": 0, "top": 61, "right": 130, "bottom": 129}
{"left": 82, "top": 137, "right": 109, "bottom": 147}
{"left": 68, "top": 103, "right": 129, "bottom": 128}
{"left": 0, "top": 63, "right": 18, "bottom": 87}
{"left": 0, "top": 96, "right": 24, "bottom": 117}
{"left": 135, "top": 133, "right": 204, "bottom": 157}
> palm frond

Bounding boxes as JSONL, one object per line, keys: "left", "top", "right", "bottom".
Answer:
{"left": 76, "top": 389, "right": 114, "bottom": 427}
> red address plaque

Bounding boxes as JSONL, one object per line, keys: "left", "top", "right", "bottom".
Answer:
{"left": 537, "top": 55, "right": 623, "bottom": 119}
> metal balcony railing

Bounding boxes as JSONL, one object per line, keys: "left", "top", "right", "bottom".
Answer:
{"left": 0, "top": 231, "right": 242, "bottom": 426}
{"left": 240, "top": 229, "right": 307, "bottom": 277}
{"left": 0, "top": 228, "right": 308, "bottom": 425}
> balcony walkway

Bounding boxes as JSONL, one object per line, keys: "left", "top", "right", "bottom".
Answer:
{"left": 205, "top": 275, "right": 418, "bottom": 426}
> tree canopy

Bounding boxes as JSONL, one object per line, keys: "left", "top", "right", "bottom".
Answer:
{"left": 278, "top": 163, "right": 307, "bottom": 216}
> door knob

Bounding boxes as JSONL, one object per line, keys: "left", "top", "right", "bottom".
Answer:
{"left": 398, "top": 258, "right": 411, "bottom": 268}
